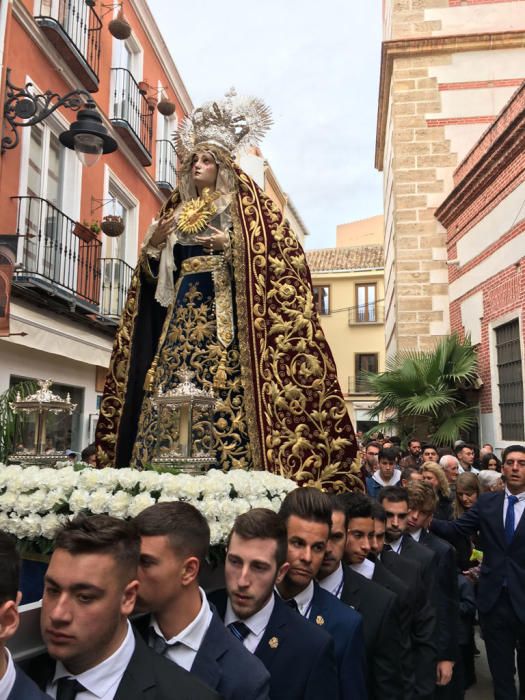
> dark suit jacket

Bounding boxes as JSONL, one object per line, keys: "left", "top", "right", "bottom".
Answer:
{"left": 8, "top": 665, "right": 52, "bottom": 700}
{"left": 377, "top": 553, "right": 437, "bottom": 699}
{"left": 209, "top": 590, "right": 338, "bottom": 700}
{"left": 398, "top": 533, "right": 436, "bottom": 595}
{"left": 308, "top": 582, "right": 367, "bottom": 700}
{"left": 418, "top": 529, "right": 459, "bottom": 662}
{"left": 134, "top": 610, "right": 270, "bottom": 700}
{"left": 27, "top": 629, "right": 221, "bottom": 700}
{"left": 340, "top": 565, "right": 403, "bottom": 700}
{"left": 430, "top": 491, "right": 525, "bottom": 623}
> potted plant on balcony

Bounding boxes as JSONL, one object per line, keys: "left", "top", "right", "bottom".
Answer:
{"left": 157, "top": 98, "right": 176, "bottom": 117}
{"left": 101, "top": 215, "right": 125, "bottom": 238}
{"left": 73, "top": 221, "right": 92, "bottom": 242}
{"left": 108, "top": 8, "right": 132, "bottom": 40}
{"left": 146, "top": 95, "right": 158, "bottom": 112}
{"left": 83, "top": 220, "right": 101, "bottom": 235}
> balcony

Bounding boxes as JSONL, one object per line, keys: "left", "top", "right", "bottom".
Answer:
{"left": 12, "top": 196, "right": 102, "bottom": 311}
{"left": 100, "top": 257, "right": 133, "bottom": 319}
{"left": 110, "top": 68, "right": 153, "bottom": 166}
{"left": 348, "top": 376, "right": 377, "bottom": 394}
{"left": 348, "top": 301, "right": 384, "bottom": 325}
{"left": 156, "top": 139, "right": 177, "bottom": 192}
{"left": 34, "top": 0, "right": 102, "bottom": 92}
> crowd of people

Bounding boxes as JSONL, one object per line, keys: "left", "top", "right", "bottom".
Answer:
{"left": 0, "top": 440, "right": 523, "bottom": 700}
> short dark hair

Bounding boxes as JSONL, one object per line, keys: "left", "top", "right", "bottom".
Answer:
{"left": 0, "top": 531, "right": 20, "bottom": 604}
{"left": 502, "top": 444, "right": 525, "bottom": 461}
{"left": 279, "top": 487, "right": 332, "bottom": 531}
{"left": 134, "top": 501, "right": 210, "bottom": 564}
{"left": 400, "top": 466, "right": 418, "bottom": 483}
{"left": 422, "top": 443, "right": 438, "bottom": 453}
{"left": 378, "top": 448, "right": 398, "bottom": 462}
{"left": 370, "top": 501, "right": 386, "bottom": 522}
{"left": 378, "top": 485, "right": 408, "bottom": 505}
{"left": 81, "top": 444, "right": 97, "bottom": 462}
{"left": 332, "top": 493, "right": 372, "bottom": 528}
{"left": 365, "top": 441, "right": 381, "bottom": 451}
{"left": 454, "top": 442, "right": 474, "bottom": 456}
{"left": 54, "top": 514, "right": 140, "bottom": 581}
{"left": 408, "top": 437, "right": 421, "bottom": 447}
{"left": 389, "top": 436, "right": 401, "bottom": 446}
{"left": 229, "top": 508, "right": 288, "bottom": 569}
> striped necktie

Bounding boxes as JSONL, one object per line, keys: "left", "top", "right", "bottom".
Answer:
{"left": 227, "top": 620, "right": 251, "bottom": 643}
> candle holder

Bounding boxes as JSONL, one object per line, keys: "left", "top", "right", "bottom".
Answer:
{"left": 9, "top": 379, "right": 77, "bottom": 466}
{"left": 151, "top": 369, "right": 218, "bottom": 474}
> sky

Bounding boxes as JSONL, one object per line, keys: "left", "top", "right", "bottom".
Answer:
{"left": 147, "top": 1, "right": 384, "bottom": 250}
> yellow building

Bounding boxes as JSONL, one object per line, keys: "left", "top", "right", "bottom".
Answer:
{"left": 306, "top": 224, "right": 385, "bottom": 433}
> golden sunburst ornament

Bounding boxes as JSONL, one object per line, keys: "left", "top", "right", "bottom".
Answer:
{"left": 177, "top": 188, "right": 220, "bottom": 235}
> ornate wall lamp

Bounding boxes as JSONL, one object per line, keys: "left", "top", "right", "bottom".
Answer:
{"left": 2, "top": 68, "right": 117, "bottom": 166}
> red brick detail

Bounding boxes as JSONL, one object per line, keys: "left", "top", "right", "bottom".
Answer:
{"left": 439, "top": 78, "right": 524, "bottom": 91}
{"left": 426, "top": 116, "right": 496, "bottom": 127}
{"left": 449, "top": 0, "right": 523, "bottom": 5}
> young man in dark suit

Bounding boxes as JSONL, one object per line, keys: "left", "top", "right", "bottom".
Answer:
{"left": 378, "top": 485, "right": 436, "bottom": 592}
{"left": 210, "top": 507, "right": 338, "bottom": 700}
{"left": 0, "top": 531, "right": 52, "bottom": 700}
{"left": 318, "top": 493, "right": 403, "bottom": 699}
{"left": 370, "top": 500, "right": 437, "bottom": 700}
{"left": 406, "top": 481, "right": 459, "bottom": 698}
{"left": 33, "top": 514, "right": 219, "bottom": 700}
{"left": 277, "top": 487, "right": 367, "bottom": 700}
{"left": 431, "top": 444, "right": 525, "bottom": 700}
{"left": 133, "top": 501, "right": 269, "bottom": 700}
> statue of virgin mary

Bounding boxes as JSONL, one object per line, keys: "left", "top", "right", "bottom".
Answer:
{"left": 95, "top": 92, "right": 359, "bottom": 491}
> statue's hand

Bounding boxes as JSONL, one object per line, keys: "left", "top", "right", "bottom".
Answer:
{"left": 196, "top": 225, "right": 229, "bottom": 252}
{"left": 149, "top": 215, "right": 175, "bottom": 248}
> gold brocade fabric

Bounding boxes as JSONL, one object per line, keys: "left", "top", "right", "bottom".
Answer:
{"left": 95, "top": 167, "right": 360, "bottom": 491}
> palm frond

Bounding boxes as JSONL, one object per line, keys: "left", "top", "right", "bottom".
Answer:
{"left": 0, "top": 380, "right": 38, "bottom": 463}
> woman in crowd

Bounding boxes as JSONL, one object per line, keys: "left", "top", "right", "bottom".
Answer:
{"left": 420, "top": 461, "right": 453, "bottom": 520}
{"left": 454, "top": 472, "right": 480, "bottom": 517}
{"left": 479, "top": 453, "right": 501, "bottom": 472}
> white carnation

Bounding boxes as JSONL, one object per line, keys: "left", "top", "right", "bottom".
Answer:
{"left": 127, "top": 493, "right": 155, "bottom": 518}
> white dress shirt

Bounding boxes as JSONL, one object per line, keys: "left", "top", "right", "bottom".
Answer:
{"left": 151, "top": 588, "right": 213, "bottom": 671}
{"left": 350, "top": 558, "right": 375, "bottom": 580}
{"left": 224, "top": 593, "right": 275, "bottom": 654}
{"left": 319, "top": 562, "right": 344, "bottom": 598}
{"left": 386, "top": 536, "right": 402, "bottom": 554}
{"left": 409, "top": 528, "right": 422, "bottom": 542}
{"left": 47, "top": 621, "right": 135, "bottom": 700}
{"left": 289, "top": 580, "right": 315, "bottom": 617}
{"left": 503, "top": 488, "right": 525, "bottom": 530}
{"left": 0, "top": 648, "right": 16, "bottom": 700}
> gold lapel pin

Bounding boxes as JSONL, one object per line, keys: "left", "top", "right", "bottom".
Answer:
{"left": 268, "top": 636, "right": 279, "bottom": 649}
{"left": 315, "top": 615, "right": 325, "bottom": 626}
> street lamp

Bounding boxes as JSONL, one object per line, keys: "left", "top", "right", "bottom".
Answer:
{"left": 2, "top": 69, "right": 117, "bottom": 166}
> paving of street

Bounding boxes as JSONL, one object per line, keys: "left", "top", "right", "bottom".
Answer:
{"left": 466, "top": 630, "right": 493, "bottom": 700}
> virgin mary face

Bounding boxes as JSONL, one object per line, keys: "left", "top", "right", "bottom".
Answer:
{"left": 191, "top": 151, "right": 218, "bottom": 191}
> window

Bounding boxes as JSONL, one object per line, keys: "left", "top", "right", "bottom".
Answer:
{"left": 355, "top": 354, "right": 378, "bottom": 392}
{"left": 356, "top": 283, "right": 376, "bottom": 322}
{"left": 313, "top": 286, "right": 330, "bottom": 315}
{"left": 495, "top": 319, "right": 524, "bottom": 441}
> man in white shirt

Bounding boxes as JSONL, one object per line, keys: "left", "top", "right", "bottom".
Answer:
{"left": 0, "top": 531, "right": 51, "bottom": 700}
{"left": 454, "top": 444, "right": 479, "bottom": 474}
{"left": 34, "top": 514, "right": 219, "bottom": 700}
{"left": 133, "top": 501, "right": 270, "bottom": 700}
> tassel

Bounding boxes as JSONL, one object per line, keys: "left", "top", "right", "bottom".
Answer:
{"left": 144, "top": 359, "right": 158, "bottom": 392}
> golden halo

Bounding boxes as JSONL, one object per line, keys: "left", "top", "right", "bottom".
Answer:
{"left": 177, "top": 188, "right": 218, "bottom": 235}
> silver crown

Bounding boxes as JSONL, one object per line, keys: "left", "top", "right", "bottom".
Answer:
{"left": 175, "top": 89, "right": 273, "bottom": 162}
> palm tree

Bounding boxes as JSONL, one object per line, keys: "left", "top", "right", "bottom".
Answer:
{"left": 365, "top": 334, "right": 479, "bottom": 446}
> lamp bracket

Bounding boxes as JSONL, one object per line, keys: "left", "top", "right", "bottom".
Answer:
{"left": 100, "top": 1, "right": 122, "bottom": 19}
{"left": 91, "top": 196, "right": 117, "bottom": 214}
{"left": 2, "top": 68, "right": 92, "bottom": 152}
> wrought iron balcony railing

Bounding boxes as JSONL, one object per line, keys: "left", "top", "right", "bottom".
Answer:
{"left": 156, "top": 139, "right": 177, "bottom": 191}
{"left": 100, "top": 257, "right": 133, "bottom": 319}
{"left": 348, "top": 376, "right": 376, "bottom": 394}
{"left": 12, "top": 196, "right": 102, "bottom": 308}
{"left": 348, "top": 302, "right": 385, "bottom": 325}
{"left": 110, "top": 68, "right": 153, "bottom": 166}
{"left": 34, "top": 0, "right": 102, "bottom": 91}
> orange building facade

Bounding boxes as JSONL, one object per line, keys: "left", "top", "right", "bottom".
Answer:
{"left": 0, "top": 0, "right": 192, "bottom": 452}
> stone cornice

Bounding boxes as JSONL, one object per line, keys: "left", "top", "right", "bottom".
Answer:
{"left": 128, "top": 0, "right": 193, "bottom": 116}
{"left": 375, "top": 30, "right": 525, "bottom": 171}
{"left": 435, "top": 87, "right": 525, "bottom": 227}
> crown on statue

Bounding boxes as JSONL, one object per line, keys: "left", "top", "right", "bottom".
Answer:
{"left": 175, "top": 88, "right": 273, "bottom": 162}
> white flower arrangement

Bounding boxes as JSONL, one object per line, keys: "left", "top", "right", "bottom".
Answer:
{"left": 0, "top": 464, "right": 296, "bottom": 554}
